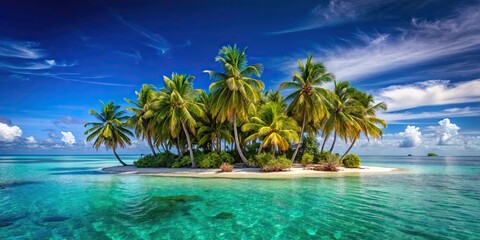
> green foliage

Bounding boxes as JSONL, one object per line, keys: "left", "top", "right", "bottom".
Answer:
{"left": 133, "top": 152, "right": 178, "bottom": 168}
{"left": 244, "top": 143, "right": 260, "bottom": 161}
{"left": 250, "top": 152, "right": 275, "bottom": 167}
{"left": 343, "top": 154, "right": 361, "bottom": 168}
{"left": 196, "top": 151, "right": 235, "bottom": 168}
{"left": 318, "top": 151, "right": 333, "bottom": 163}
{"left": 427, "top": 152, "right": 438, "bottom": 156}
{"left": 171, "top": 156, "right": 193, "bottom": 168}
{"left": 249, "top": 153, "right": 291, "bottom": 171}
{"left": 133, "top": 154, "right": 159, "bottom": 168}
{"left": 301, "top": 136, "right": 321, "bottom": 163}
{"left": 301, "top": 153, "right": 314, "bottom": 166}
{"left": 262, "top": 155, "right": 291, "bottom": 172}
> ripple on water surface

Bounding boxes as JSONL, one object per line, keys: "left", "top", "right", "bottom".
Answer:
{"left": 0, "top": 155, "right": 479, "bottom": 239}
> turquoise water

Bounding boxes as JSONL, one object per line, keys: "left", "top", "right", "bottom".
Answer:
{"left": 1, "top": 155, "right": 479, "bottom": 239}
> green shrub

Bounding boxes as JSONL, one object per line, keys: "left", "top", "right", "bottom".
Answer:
{"left": 225, "top": 150, "right": 240, "bottom": 163}
{"left": 250, "top": 152, "right": 274, "bottom": 167}
{"left": 133, "top": 154, "right": 161, "bottom": 168}
{"left": 261, "top": 155, "right": 291, "bottom": 172}
{"left": 245, "top": 143, "right": 260, "bottom": 160}
{"left": 198, "top": 152, "right": 219, "bottom": 168}
{"left": 133, "top": 152, "right": 180, "bottom": 168}
{"left": 300, "top": 136, "right": 321, "bottom": 163}
{"left": 219, "top": 152, "right": 235, "bottom": 164}
{"left": 171, "top": 155, "right": 192, "bottom": 168}
{"left": 343, "top": 154, "right": 361, "bottom": 168}
{"left": 317, "top": 151, "right": 333, "bottom": 163}
{"left": 197, "top": 152, "right": 235, "bottom": 168}
{"left": 301, "top": 153, "right": 314, "bottom": 166}
{"left": 427, "top": 152, "right": 438, "bottom": 157}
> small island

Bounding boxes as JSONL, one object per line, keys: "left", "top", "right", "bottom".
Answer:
{"left": 428, "top": 152, "right": 439, "bottom": 156}
{"left": 84, "top": 45, "right": 390, "bottom": 176}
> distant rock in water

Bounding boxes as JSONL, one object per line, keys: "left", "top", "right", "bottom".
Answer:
{"left": 0, "top": 181, "right": 40, "bottom": 189}
{"left": 214, "top": 212, "right": 235, "bottom": 219}
{"left": 43, "top": 216, "right": 70, "bottom": 222}
{"left": 408, "top": 154, "right": 412, "bottom": 157}
{"left": 151, "top": 195, "right": 203, "bottom": 203}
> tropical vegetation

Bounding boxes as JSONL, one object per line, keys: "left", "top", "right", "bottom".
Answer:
{"left": 84, "top": 45, "right": 387, "bottom": 171}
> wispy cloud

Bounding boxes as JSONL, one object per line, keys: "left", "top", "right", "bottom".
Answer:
{"left": 0, "top": 39, "right": 46, "bottom": 59}
{"left": 54, "top": 116, "right": 85, "bottom": 126}
{"left": 374, "top": 79, "right": 480, "bottom": 112}
{"left": 10, "top": 71, "right": 134, "bottom": 87}
{"left": 269, "top": 0, "right": 397, "bottom": 34}
{"left": 0, "top": 59, "right": 76, "bottom": 70}
{"left": 322, "top": 6, "right": 480, "bottom": 81}
{"left": 116, "top": 49, "right": 142, "bottom": 61}
{"left": 274, "top": 4, "right": 480, "bottom": 82}
{"left": 114, "top": 14, "right": 170, "bottom": 55}
{"left": 378, "top": 106, "right": 480, "bottom": 123}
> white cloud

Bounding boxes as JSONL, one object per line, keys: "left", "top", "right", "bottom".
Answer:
{"left": 375, "top": 79, "right": 480, "bottom": 112}
{"left": 378, "top": 106, "right": 480, "bottom": 123}
{"left": 25, "top": 136, "right": 36, "bottom": 144}
{"left": 61, "top": 131, "right": 76, "bottom": 145}
{"left": 0, "top": 39, "right": 45, "bottom": 59}
{"left": 25, "top": 136, "right": 38, "bottom": 148}
{"left": 0, "top": 123, "right": 23, "bottom": 142}
{"left": 436, "top": 118, "right": 461, "bottom": 145}
{"left": 320, "top": 6, "right": 480, "bottom": 81}
{"left": 399, "top": 125, "right": 422, "bottom": 147}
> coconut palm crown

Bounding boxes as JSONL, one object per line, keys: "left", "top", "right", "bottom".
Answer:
{"left": 279, "top": 54, "right": 334, "bottom": 162}
{"left": 84, "top": 100, "right": 133, "bottom": 166}
{"left": 204, "top": 45, "right": 264, "bottom": 165}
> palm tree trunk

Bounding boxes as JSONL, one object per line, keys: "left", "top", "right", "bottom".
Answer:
{"left": 321, "top": 133, "right": 330, "bottom": 152}
{"left": 257, "top": 143, "right": 263, "bottom": 154}
{"left": 217, "top": 137, "right": 221, "bottom": 153}
{"left": 233, "top": 113, "right": 249, "bottom": 165}
{"left": 329, "top": 131, "right": 337, "bottom": 152}
{"left": 113, "top": 148, "right": 128, "bottom": 166}
{"left": 147, "top": 135, "right": 157, "bottom": 157}
{"left": 181, "top": 122, "right": 196, "bottom": 168}
{"left": 175, "top": 137, "right": 183, "bottom": 157}
{"left": 341, "top": 137, "right": 358, "bottom": 161}
{"left": 291, "top": 110, "right": 306, "bottom": 162}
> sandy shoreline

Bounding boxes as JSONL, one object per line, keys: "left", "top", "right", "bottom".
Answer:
{"left": 102, "top": 165, "right": 399, "bottom": 179}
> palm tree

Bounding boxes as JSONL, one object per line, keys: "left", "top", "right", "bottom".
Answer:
{"left": 153, "top": 73, "right": 204, "bottom": 168}
{"left": 242, "top": 102, "right": 300, "bottom": 156}
{"left": 340, "top": 91, "right": 387, "bottom": 160}
{"left": 125, "top": 84, "right": 158, "bottom": 157}
{"left": 196, "top": 90, "right": 234, "bottom": 152}
{"left": 204, "top": 45, "right": 264, "bottom": 165}
{"left": 320, "top": 81, "right": 359, "bottom": 153}
{"left": 279, "top": 54, "right": 333, "bottom": 162}
{"left": 84, "top": 101, "right": 134, "bottom": 166}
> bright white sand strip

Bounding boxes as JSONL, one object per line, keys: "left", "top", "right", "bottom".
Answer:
{"left": 102, "top": 165, "right": 399, "bottom": 179}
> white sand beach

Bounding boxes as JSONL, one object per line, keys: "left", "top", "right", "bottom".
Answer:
{"left": 102, "top": 165, "right": 399, "bottom": 179}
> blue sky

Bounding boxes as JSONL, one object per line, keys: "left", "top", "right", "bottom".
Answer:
{"left": 0, "top": 0, "right": 479, "bottom": 155}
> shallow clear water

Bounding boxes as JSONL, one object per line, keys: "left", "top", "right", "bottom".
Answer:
{"left": 1, "top": 155, "right": 479, "bottom": 239}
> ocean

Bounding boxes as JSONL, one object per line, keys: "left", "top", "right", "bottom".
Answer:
{"left": 1, "top": 155, "right": 479, "bottom": 239}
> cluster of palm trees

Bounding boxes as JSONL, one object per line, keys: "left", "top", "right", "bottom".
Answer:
{"left": 84, "top": 45, "right": 387, "bottom": 167}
